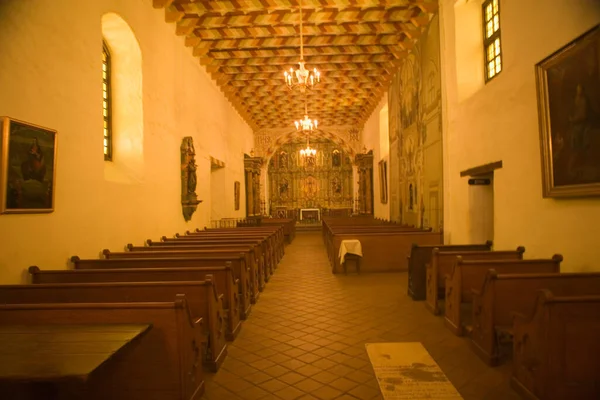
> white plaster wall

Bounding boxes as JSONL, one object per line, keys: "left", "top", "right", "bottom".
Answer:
{"left": 0, "top": 0, "right": 253, "bottom": 283}
{"left": 362, "top": 95, "right": 390, "bottom": 219}
{"left": 439, "top": 0, "right": 600, "bottom": 271}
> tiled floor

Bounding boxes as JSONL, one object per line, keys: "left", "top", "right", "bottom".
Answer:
{"left": 201, "top": 232, "right": 521, "bottom": 399}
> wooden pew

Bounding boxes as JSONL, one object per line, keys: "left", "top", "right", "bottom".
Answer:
{"left": 74, "top": 254, "right": 254, "bottom": 313}
{"left": 0, "top": 295, "right": 204, "bottom": 400}
{"left": 0, "top": 279, "right": 227, "bottom": 372}
{"left": 157, "top": 237, "right": 276, "bottom": 277}
{"left": 407, "top": 241, "right": 493, "bottom": 301}
{"left": 260, "top": 218, "right": 296, "bottom": 243}
{"left": 103, "top": 248, "right": 264, "bottom": 302}
{"left": 443, "top": 256, "right": 562, "bottom": 336}
{"left": 511, "top": 289, "right": 600, "bottom": 400}
{"left": 425, "top": 247, "right": 525, "bottom": 315}
{"left": 29, "top": 265, "right": 242, "bottom": 341}
{"left": 330, "top": 231, "right": 442, "bottom": 273}
{"left": 179, "top": 229, "right": 283, "bottom": 267}
{"left": 470, "top": 269, "right": 600, "bottom": 366}
{"left": 193, "top": 226, "right": 285, "bottom": 262}
{"left": 179, "top": 234, "right": 280, "bottom": 266}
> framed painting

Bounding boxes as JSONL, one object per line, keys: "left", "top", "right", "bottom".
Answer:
{"left": 0, "top": 117, "right": 57, "bottom": 213}
{"left": 536, "top": 25, "right": 600, "bottom": 198}
{"left": 379, "top": 159, "right": 388, "bottom": 204}
{"left": 234, "top": 181, "right": 240, "bottom": 210}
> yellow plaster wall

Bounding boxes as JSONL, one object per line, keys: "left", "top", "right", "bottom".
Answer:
{"left": 0, "top": 0, "right": 253, "bottom": 283}
{"left": 439, "top": 0, "right": 600, "bottom": 271}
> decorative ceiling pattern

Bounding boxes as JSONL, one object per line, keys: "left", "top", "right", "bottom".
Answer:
{"left": 153, "top": 0, "right": 437, "bottom": 132}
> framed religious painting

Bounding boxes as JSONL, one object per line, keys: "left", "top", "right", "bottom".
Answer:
{"left": 0, "top": 117, "right": 57, "bottom": 213}
{"left": 536, "top": 25, "right": 600, "bottom": 198}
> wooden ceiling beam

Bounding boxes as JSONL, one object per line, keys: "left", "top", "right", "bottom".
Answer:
{"left": 200, "top": 54, "right": 398, "bottom": 68}
{"left": 187, "top": 21, "right": 417, "bottom": 40}
{"left": 203, "top": 45, "right": 407, "bottom": 60}
{"left": 221, "top": 73, "right": 388, "bottom": 85}
{"left": 214, "top": 62, "right": 395, "bottom": 75}
{"left": 191, "top": 34, "right": 404, "bottom": 55}
{"left": 171, "top": 7, "right": 417, "bottom": 29}
{"left": 170, "top": 0, "right": 420, "bottom": 15}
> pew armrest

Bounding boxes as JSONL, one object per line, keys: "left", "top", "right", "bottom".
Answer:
{"left": 471, "top": 288, "right": 482, "bottom": 297}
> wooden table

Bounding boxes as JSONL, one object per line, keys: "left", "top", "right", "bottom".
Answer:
{"left": 0, "top": 324, "right": 152, "bottom": 383}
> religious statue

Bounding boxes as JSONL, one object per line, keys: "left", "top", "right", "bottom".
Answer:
{"left": 180, "top": 136, "right": 202, "bottom": 221}
{"left": 332, "top": 150, "right": 341, "bottom": 167}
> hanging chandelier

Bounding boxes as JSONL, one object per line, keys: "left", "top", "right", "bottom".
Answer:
{"left": 300, "top": 135, "right": 316, "bottom": 157}
{"left": 295, "top": 99, "right": 318, "bottom": 132}
{"left": 283, "top": 0, "right": 321, "bottom": 93}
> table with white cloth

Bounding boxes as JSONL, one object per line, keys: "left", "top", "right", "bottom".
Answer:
{"left": 338, "top": 239, "right": 362, "bottom": 273}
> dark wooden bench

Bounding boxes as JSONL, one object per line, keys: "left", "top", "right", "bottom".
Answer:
{"left": 103, "top": 248, "right": 263, "bottom": 302}
{"left": 443, "top": 256, "right": 562, "bottom": 336}
{"left": 29, "top": 265, "right": 242, "bottom": 341}
{"left": 0, "top": 295, "right": 205, "bottom": 400}
{"left": 191, "top": 226, "right": 285, "bottom": 262}
{"left": 0, "top": 278, "right": 227, "bottom": 372}
{"left": 407, "top": 241, "right": 493, "bottom": 300}
{"left": 470, "top": 269, "right": 600, "bottom": 366}
{"left": 511, "top": 289, "right": 600, "bottom": 400}
{"left": 260, "top": 218, "right": 296, "bottom": 243}
{"left": 72, "top": 255, "right": 252, "bottom": 317}
{"left": 182, "top": 230, "right": 284, "bottom": 263}
{"left": 425, "top": 247, "right": 525, "bottom": 315}
{"left": 156, "top": 238, "right": 275, "bottom": 277}
{"left": 330, "top": 231, "right": 442, "bottom": 273}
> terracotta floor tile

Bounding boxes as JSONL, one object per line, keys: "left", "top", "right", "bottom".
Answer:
{"left": 199, "top": 232, "right": 519, "bottom": 400}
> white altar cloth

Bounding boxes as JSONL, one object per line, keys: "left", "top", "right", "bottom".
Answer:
{"left": 339, "top": 239, "right": 363, "bottom": 264}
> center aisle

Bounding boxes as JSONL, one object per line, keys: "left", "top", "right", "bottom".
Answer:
{"left": 201, "top": 232, "right": 519, "bottom": 400}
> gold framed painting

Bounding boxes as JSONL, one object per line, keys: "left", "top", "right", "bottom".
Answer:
{"left": 0, "top": 117, "right": 57, "bottom": 213}
{"left": 536, "top": 25, "right": 600, "bottom": 198}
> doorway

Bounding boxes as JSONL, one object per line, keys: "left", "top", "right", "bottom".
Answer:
{"left": 468, "top": 173, "right": 494, "bottom": 244}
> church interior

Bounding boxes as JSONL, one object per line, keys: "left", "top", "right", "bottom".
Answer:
{"left": 0, "top": 0, "right": 599, "bottom": 399}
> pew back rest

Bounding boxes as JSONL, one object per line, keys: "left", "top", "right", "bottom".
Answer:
{"left": 0, "top": 280, "right": 218, "bottom": 334}
{"left": 454, "top": 256, "right": 561, "bottom": 302}
{"left": 491, "top": 271, "right": 600, "bottom": 326}
{"left": 433, "top": 247, "right": 524, "bottom": 281}
{"left": 0, "top": 296, "right": 203, "bottom": 400}
{"left": 409, "top": 241, "right": 493, "bottom": 271}
{"left": 513, "top": 289, "right": 600, "bottom": 400}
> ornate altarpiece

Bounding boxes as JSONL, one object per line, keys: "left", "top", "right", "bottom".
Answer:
{"left": 268, "top": 140, "right": 353, "bottom": 212}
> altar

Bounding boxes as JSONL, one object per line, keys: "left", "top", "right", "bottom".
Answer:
{"left": 300, "top": 208, "right": 321, "bottom": 221}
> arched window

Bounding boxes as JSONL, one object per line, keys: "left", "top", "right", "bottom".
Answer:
{"left": 101, "top": 13, "right": 144, "bottom": 183}
{"left": 102, "top": 40, "right": 112, "bottom": 161}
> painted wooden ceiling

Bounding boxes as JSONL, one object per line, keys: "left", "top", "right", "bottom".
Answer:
{"left": 153, "top": 0, "right": 437, "bottom": 132}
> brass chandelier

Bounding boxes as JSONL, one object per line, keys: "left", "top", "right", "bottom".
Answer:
{"left": 283, "top": 0, "right": 321, "bottom": 93}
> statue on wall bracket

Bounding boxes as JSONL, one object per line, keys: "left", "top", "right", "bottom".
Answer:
{"left": 180, "top": 136, "right": 202, "bottom": 221}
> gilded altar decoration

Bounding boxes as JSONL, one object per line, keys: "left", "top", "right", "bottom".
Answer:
{"left": 268, "top": 140, "right": 353, "bottom": 212}
{"left": 181, "top": 136, "right": 202, "bottom": 221}
{"left": 303, "top": 175, "right": 318, "bottom": 198}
